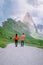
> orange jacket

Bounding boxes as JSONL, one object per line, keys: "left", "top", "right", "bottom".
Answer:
{"left": 14, "top": 36, "right": 19, "bottom": 41}
{"left": 21, "top": 35, "right": 25, "bottom": 40}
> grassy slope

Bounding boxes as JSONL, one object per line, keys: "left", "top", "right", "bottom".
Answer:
{"left": 0, "top": 18, "right": 43, "bottom": 48}
{"left": 0, "top": 37, "right": 11, "bottom": 48}
{"left": 31, "top": 33, "right": 43, "bottom": 40}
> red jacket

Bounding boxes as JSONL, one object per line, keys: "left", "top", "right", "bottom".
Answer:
{"left": 14, "top": 36, "right": 19, "bottom": 41}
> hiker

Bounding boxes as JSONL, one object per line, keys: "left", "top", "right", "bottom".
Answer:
{"left": 14, "top": 34, "right": 19, "bottom": 47}
{"left": 20, "top": 33, "right": 25, "bottom": 46}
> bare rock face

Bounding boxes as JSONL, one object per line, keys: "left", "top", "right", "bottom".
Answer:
{"left": 23, "top": 12, "right": 37, "bottom": 33}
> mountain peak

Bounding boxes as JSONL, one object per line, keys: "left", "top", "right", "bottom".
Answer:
{"left": 23, "top": 12, "right": 37, "bottom": 33}
{"left": 25, "top": 12, "right": 31, "bottom": 17}
{"left": 23, "top": 12, "right": 33, "bottom": 24}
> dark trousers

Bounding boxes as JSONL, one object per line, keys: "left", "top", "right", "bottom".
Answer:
{"left": 21, "top": 40, "right": 24, "bottom": 46}
{"left": 15, "top": 40, "right": 18, "bottom": 47}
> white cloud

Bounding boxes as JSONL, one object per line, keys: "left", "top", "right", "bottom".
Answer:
{"left": 38, "top": 0, "right": 43, "bottom": 4}
{"left": 0, "top": 0, "right": 5, "bottom": 26}
{"left": 0, "top": 0, "right": 43, "bottom": 26}
{"left": 33, "top": 17, "right": 41, "bottom": 25}
{"left": 16, "top": 0, "right": 34, "bottom": 21}
{"left": 37, "top": 5, "right": 43, "bottom": 18}
{"left": 26, "top": 0, "right": 43, "bottom": 24}
{"left": 37, "top": 0, "right": 43, "bottom": 18}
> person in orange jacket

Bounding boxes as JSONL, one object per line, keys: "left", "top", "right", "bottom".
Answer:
{"left": 20, "top": 33, "right": 25, "bottom": 46}
{"left": 14, "top": 34, "right": 19, "bottom": 47}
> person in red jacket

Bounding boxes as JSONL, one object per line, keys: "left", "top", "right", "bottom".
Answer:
{"left": 14, "top": 34, "right": 19, "bottom": 47}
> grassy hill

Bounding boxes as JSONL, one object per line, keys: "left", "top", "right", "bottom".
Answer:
{"left": 0, "top": 18, "right": 43, "bottom": 48}
{"left": 31, "top": 32, "right": 43, "bottom": 40}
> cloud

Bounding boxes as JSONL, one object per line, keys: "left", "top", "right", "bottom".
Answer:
{"left": 17, "top": 0, "right": 34, "bottom": 20}
{"left": 0, "top": 0, "right": 5, "bottom": 26}
{"left": 0, "top": 0, "right": 43, "bottom": 26}
{"left": 38, "top": 0, "right": 43, "bottom": 4}
{"left": 37, "top": 1, "right": 43, "bottom": 24}
{"left": 0, "top": 0, "right": 19, "bottom": 26}
{"left": 27, "top": 0, "right": 38, "bottom": 6}
{"left": 27, "top": 0, "right": 43, "bottom": 24}
{"left": 37, "top": 5, "right": 43, "bottom": 18}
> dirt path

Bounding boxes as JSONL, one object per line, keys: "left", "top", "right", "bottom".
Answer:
{"left": 0, "top": 43, "right": 43, "bottom": 65}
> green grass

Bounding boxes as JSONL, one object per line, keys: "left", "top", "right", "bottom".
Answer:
{"left": 0, "top": 37, "right": 43, "bottom": 48}
{"left": 0, "top": 18, "right": 43, "bottom": 48}
{"left": 31, "top": 33, "right": 43, "bottom": 40}
{"left": 19, "top": 39, "right": 43, "bottom": 48}
{"left": 25, "top": 42, "right": 43, "bottom": 49}
{"left": 0, "top": 37, "right": 12, "bottom": 48}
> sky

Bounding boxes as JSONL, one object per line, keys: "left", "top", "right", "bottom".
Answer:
{"left": 0, "top": 0, "right": 43, "bottom": 26}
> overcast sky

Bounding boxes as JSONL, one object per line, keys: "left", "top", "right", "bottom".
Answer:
{"left": 0, "top": 0, "right": 43, "bottom": 26}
